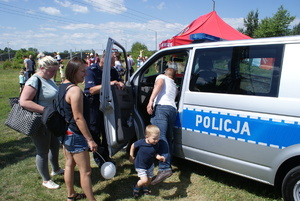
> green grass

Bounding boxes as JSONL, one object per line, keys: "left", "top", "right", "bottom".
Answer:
{"left": 0, "top": 68, "right": 283, "bottom": 201}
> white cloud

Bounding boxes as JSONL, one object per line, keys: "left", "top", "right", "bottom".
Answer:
{"left": 71, "top": 4, "right": 88, "bottom": 13}
{"left": 157, "top": 2, "right": 165, "bottom": 10}
{"left": 0, "top": 25, "right": 16, "bottom": 30}
{"left": 40, "top": 27, "right": 57, "bottom": 32}
{"left": 54, "top": 0, "right": 89, "bottom": 13}
{"left": 223, "top": 17, "right": 244, "bottom": 29}
{"left": 39, "top": 7, "right": 62, "bottom": 16}
{"left": 61, "top": 23, "right": 98, "bottom": 30}
{"left": 83, "top": 0, "right": 127, "bottom": 14}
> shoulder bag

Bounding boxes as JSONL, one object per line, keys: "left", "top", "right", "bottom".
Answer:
{"left": 5, "top": 78, "right": 43, "bottom": 136}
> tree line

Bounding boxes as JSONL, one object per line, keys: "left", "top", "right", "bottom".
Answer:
{"left": 237, "top": 5, "right": 299, "bottom": 38}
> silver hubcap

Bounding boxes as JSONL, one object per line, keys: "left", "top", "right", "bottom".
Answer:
{"left": 293, "top": 180, "right": 300, "bottom": 201}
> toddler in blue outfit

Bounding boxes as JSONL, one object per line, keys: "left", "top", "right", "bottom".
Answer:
{"left": 129, "top": 124, "right": 166, "bottom": 197}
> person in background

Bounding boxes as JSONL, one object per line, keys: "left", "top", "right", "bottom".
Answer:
{"left": 54, "top": 52, "right": 62, "bottom": 82}
{"left": 114, "top": 55, "right": 124, "bottom": 77}
{"left": 54, "top": 52, "right": 62, "bottom": 63}
{"left": 19, "top": 56, "right": 64, "bottom": 189}
{"left": 94, "top": 53, "right": 100, "bottom": 64}
{"left": 136, "top": 55, "right": 142, "bottom": 69}
{"left": 127, "top": 54, "right": 135, "bottom": 76}
{"left": 22, "top": 55, "right": 33, "bottom": 81}
{"left": 129, "top": 125, "right": 166, "bottom": 197}
{"left": 84, "top": 53, "right": 124, "bottom": 168}
{"left": 59, "top": 64, "right": 65, "bottom": 83}
{"left": 146, "top": 68, "right": 178, "bottom": 185}
{"left": 89, "top": 53, "right": 95, "bottom": 64}
{"left": 37, "top": 52, "right": 45, "bottom": 60}
{"left": 29, "top": 54, "right": 36, "bottom": 76}
{"left": 19, "top": 70, "right": 25, "bottom": 93}
{"left": 59, "top": 57, "right": 98, "bottom": 201}
{"left": 86, "top": 55, "right": 91, "bottom": 66}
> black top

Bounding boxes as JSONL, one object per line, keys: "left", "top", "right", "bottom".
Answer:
{"left": 58, "top": 83, "right": 90, "bottom": 135}
{"left": 84, "top": 63, "right": 122, "bottom": 95}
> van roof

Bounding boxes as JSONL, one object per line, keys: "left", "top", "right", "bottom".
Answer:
{"left": 162, "top": 35, "right": 300, "bottom": 50}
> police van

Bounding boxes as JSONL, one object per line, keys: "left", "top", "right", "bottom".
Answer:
{"left": 100, "top": 34, "right": 300, "bottom": 201}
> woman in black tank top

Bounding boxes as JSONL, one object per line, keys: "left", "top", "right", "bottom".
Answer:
{"left": 60, "top": 57, "right": 98, "bottom": 201}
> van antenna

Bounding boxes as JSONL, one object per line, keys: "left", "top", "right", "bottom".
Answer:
{"left": 212, "top": 0, "right": 215, "bottom": 11}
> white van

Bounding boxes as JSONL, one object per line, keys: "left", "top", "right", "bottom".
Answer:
{"left": 100, "top": 35, "right": 300, "bottom": 201}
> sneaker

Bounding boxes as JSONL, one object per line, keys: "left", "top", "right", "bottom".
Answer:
{"left": 51, "top": 168, "right": 64, "bottom": 176}
{"left": 42, "top": 180, "right": 60, "bottom": 189}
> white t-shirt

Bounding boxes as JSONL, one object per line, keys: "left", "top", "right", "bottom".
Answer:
{"left": 55, "top": 54, "right": 61, "bottom": 61}
{"left": 153, "top": 74, "right": 177, "bottom": 109}
{"left": 114, "top": 60, "right": 123, "bottom": 71}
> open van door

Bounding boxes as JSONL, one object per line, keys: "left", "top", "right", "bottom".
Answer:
{"left": 99, "top": 38, "right": 135, "bottom": 156}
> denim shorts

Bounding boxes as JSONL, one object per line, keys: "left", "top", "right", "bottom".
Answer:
{"left": 61, "top": 129, "right": 89, "bottom": 153}
{"left": 136, "top": 164, "right": 155, "bottom": 178}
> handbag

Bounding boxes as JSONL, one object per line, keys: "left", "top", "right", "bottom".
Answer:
{"left": 5, "top": 78, "right": 42, "bottom": 136}
{"left": 9, "top": 97, "right": 19, "bottom": 107}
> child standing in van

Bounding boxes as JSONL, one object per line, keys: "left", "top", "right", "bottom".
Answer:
{"left": 19, "top": 70, "right": 25, "bottom": 93}
{"left": 129, "top": 125, "right": 166, "bottom": 197}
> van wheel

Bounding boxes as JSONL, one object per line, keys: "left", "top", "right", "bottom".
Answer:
{"left": 282, "top": 166, "right": 300, "bottom": 201}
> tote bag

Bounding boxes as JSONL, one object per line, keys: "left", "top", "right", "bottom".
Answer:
{"left": 5, "top": 103, "right": 42, "bottom": 136}
{"left": 5, "top": 78, "right": 42, "bottom": 136}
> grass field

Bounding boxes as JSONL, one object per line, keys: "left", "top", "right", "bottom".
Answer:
{"left": 0, "top": 68, "right": 283, "bottom": 201}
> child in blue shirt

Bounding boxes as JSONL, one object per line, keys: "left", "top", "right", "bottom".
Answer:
{"left": 19, "top": 70, "right": 25, "bottom": 93}
{"left": 129, "top": 124, "right": 166, "bottom": 197}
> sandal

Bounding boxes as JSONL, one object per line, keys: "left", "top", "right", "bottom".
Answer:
{"left": 142, "top": 186, "right": 151, "bottom": 195}
{"left": 133, "top": 185, "right": 140, "bottom": 198}
{"left": 67, "top": 193, "right": 86, "bottom": 201}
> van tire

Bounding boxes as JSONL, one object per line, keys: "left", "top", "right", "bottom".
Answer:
{"left": 282, "top": 166, "right": 300, "bottom": 201}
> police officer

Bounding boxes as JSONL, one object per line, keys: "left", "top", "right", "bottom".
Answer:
{"left": 84, "top": 53, "right": 124, "bottom": 167}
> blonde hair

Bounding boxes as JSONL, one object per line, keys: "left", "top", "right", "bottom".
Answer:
{"left": 36, "top": 52, "right": 45, "bottom": 60}
{"left": 145, "top": 125, "right": 160, "bottom": 137}
{"left": 37, "top": 56, "right": 59, "bottom": 72}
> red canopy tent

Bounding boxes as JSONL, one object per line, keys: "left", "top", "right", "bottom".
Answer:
{"left": 159, "top": 11, "right": 252, "bottom": 49}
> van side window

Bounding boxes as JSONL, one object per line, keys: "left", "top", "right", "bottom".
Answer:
{"left": 189, "top": 45, "right": 283, "bottom": 97}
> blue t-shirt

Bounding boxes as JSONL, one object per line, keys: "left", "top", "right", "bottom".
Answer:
{"left": 134, "top": 139, "right": 161, "bottom": 169}
{"left": 19, "top": 74, "right": 25, "bottom": 84}
{"left": 25, "top": 74, "right": 58, "bottom": 107}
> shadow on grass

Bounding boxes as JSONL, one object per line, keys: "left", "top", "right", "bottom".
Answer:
{"left": 89, "top": 151, "right": 192, "bottom": 200}
{"left": 89, "top": 152, "right": 282, "bottom": 200}
{"left": 172, "top": 157, "right": 282, "bottom": 200}
{"left": 0, "top": 135, "right": 35, "bottom": 169}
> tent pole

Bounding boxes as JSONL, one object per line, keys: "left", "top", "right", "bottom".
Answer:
{"left": 212, "top": 0, "right": 215, "bottom": 11}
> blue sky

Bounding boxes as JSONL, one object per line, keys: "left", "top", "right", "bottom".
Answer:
{"left": 0, "top": 0, "right": 299, "bottom": 53}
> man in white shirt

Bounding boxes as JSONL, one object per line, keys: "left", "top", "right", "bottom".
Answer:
{"left": 146, "top": 68, "right": 178, "bottom": 185}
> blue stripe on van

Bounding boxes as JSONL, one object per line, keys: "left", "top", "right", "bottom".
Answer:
{"left": 180, "top": 108, "right": 300, "bottom": 149}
